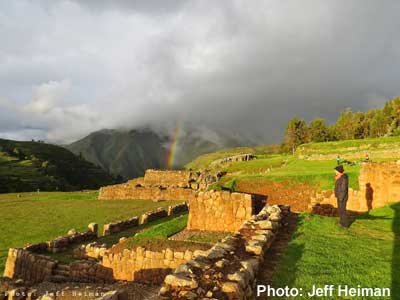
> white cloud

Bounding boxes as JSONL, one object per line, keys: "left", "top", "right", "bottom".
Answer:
{"left": 26, "top": 80, "right": 71, "bottom": 114}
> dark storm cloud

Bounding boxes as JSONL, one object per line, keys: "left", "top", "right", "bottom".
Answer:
{"left": 1, "top": 0, "right": 400, "bottom": 143}
{"left": 67, "top": 0, "right": 188, "bottom": 15}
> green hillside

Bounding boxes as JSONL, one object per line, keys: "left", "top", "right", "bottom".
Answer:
{"left": 0, "top": 138, "right": 115, "bottom": 193}
{"left": 186, "top": 137, "right": 400, "bottom": 192}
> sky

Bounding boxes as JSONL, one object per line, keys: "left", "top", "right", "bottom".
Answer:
{"left": 1, "top": 0, "right": 400, "bottom": 144}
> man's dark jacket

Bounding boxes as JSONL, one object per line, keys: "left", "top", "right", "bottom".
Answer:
{"left": 335, "top": 173, "right": 349, "bottom": 201}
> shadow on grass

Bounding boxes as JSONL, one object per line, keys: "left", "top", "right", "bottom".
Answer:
{"left": 392, "top": 202, "right": 400, "bottom": 300}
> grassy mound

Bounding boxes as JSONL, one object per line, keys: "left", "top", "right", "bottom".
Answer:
{"left": 0, "top": 138, "right": 115, "bottom": 193}
{"left": 272, "top": 203, "right": 400, "bottom": 299}
{"left": 0, "top": 191, "right": 182, "bottom": 273}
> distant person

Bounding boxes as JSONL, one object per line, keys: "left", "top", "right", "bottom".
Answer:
{"left": 336, "top": 155, "right": 341, "bottom": 165}
{"left": 334, "top": 165, "right": 349, "bottom": 228}
{"left": 365, "top": 153, "right": 370, "bottom": 162}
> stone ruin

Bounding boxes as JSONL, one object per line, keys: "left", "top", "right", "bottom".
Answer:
{"left": 98, "top": 169, "right": 225, "bottom": 201}
{"left": 2, "top": 168, "right": 293, "bottom": 300}
{"left": 160, "top": 204, "right": 290, "bottom": 300}
{"left": 210, "top": 153, "right": 256, "bottom": 166}
{"left": 3, "top": 203, "right": 190, "bottom": 285}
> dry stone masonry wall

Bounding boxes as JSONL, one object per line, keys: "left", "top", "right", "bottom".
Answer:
{"left": 102, "top": 203, "right": 187, "bottom": 236}
{"left": 3, "top": 224, "right": 99, "bottom": 284}
{"left": 187, "top": 191, "right": 265, "bottom": 232}
{"left": 69, "top": 260, "right": 114, "bottom": 284}
{"left": 73, "top": 242, "right": 209, "bottom": 284}
{"left": 211, "top": 154, "right": 255, "bottom": 166}
{"left": 159, "top": 204, "right": 290, "bottom": 300}
{"left": 101, "top": 247, "right": 204, "bottom": 284}
{"left": 4, "top": 249, "right": 56, "bottom": 284}
{"left": 98, "top": 169, "right": 225, "bottom": 201}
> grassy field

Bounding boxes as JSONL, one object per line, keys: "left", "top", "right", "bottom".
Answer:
{"left": 187, "top": 136, "right": 400, "bottom": 192}
{"left": 271, "top": 203, "right": 400, "bottom": 300}
{"left": 297, "top": 136, "right": 400, "bottom": 157}
{"left": 0, "top": 191, "right": 181, "bottom": 273}
{"left": 209, "top": 155, "right": 361, "bottom": 191}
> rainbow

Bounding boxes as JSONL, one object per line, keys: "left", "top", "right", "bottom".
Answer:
{"left": 166, "top": 121, "right": 182, "bottom": 168}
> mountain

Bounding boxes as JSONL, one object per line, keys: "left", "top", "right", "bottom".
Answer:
{"left": 65, "top": 126, "right": 253, "bottom": 179}
{"left": 0, "top": 138, "right": 115, "bottom": 193}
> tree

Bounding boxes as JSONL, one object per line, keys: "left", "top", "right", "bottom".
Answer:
{"left": 308, "top": 118, "right": 329, "bottom": 142}
{"left": 352, "top": 111, "right": 367, "bottom": 139}
{"left": 283, "top": 118, "right": 308, "bottom": 154}
{"left": 370, "top": 110, "right": 388, "bottom": 137}
{"left": 332, "top": 108, "right": 355, "bottom": 140}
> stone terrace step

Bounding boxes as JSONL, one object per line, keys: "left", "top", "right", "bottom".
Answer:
{"left": 56, "top": 264, "right": 71, "bottom": 271}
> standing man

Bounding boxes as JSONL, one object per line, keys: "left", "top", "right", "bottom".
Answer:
{"left": 336, "top": 155, "right": 341, "bottom": 165}
{"left": 334, "top": 165, "right": 349, "bottom": 227}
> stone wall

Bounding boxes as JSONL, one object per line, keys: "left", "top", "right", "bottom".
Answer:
{"left": 143, "top": 170, "right": 193, "bottom": 188}
{"left": 211, "top": 154, "right": 255, "bottom": 166}
{"left": 311, "top": 161, "right": 400, "bottom": 213}
{"left": 103, "top": 217, "right": 139, "bottom": 236}
{"left": 102, "top": 204, "right": 188, "bottom": 236}
{"left": 98, "top": 169, "right": 226, "bottom": 200}
{"left": 98, "top": 185, "right": 196, "bottom": 201}
{"left": 140, "top": 208, "right": 168, "bottom": 225}
{"left": 73, "top": 242, "right": 209, "bottom": 284}
{"left": 69, "top": 260, "right": 114, "bottom": 283}
{"left": 23, "top": 224, "right": 98, "bottom": 254}
{"left": 101, "top": 247, "right": 202, "bottom": 284}
{"left": 167, "top": 203, "right": 189, "bottom": 216}
{"left": 187, "top": 191, "right": 265, "bottom": 232}
{"left": 74, "top": 242, "right": 109, "bottom": 260}
{"left": 4, "top": 248, "right": 56, "bottom": 284}
{"left": 159, "top": 204, "right": 290, "bottom": 300}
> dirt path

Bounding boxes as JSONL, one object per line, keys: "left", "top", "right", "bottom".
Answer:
{"left": 256, "top": 213, "right": 299, "bottom": 298}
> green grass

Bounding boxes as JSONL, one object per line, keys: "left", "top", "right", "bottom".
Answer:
{"left": 129, "top": 214, "right": 188, "bottom": 245}
{"left": 126, "top": 215, "right": 211, "bottom": 252}
{"left": 187, "top": 136, "right": 400, "bottom": 193}
{"left": 211, "top": 155, "right": 361, "bottom": 191}
{"left": 0, "top": 191, "right": 181, "bottom": 273}
{"left": 297, "top": 136, "right": 400, "bottom": 157}
{"left": 272, "top": 203, "right": 400, "bottom": 300}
